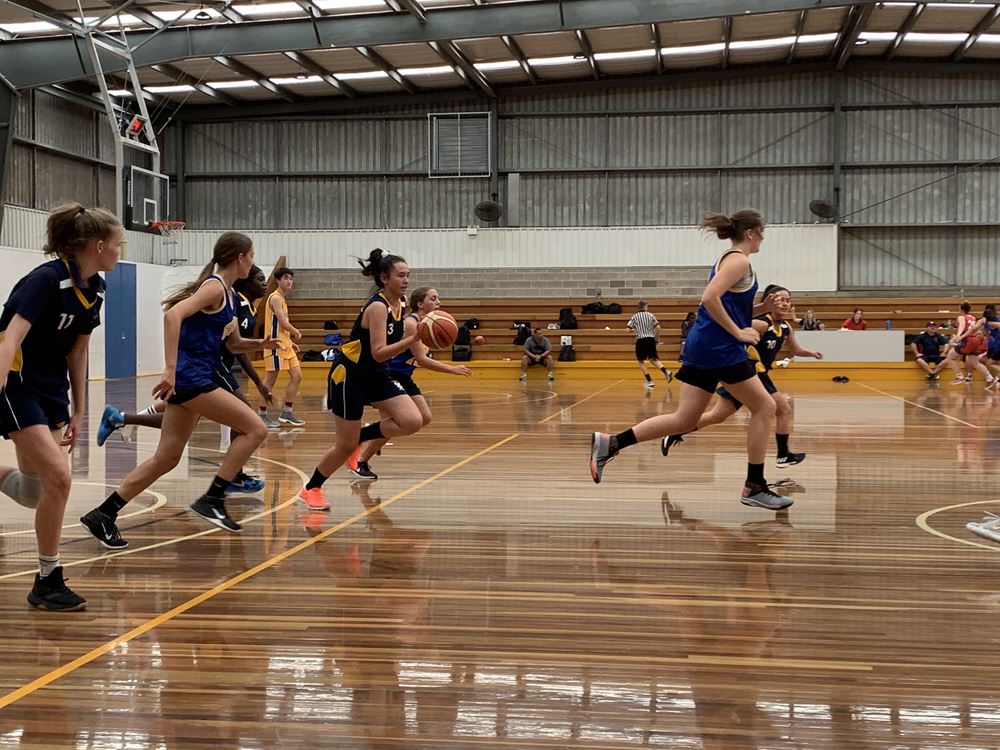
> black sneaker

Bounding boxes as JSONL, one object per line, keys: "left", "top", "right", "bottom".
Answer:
{"left": 349, "top": 461, "right": 378, "bottom": 482}
{"left": 661, "top": 434, "right": 684, "bottom": 457}
{"left": 189, "top": 495, "right": 242, "bottom": 532}
{"left": 27, "top": 566, "right": 87, "bottom": 611}
{"left": 775, "top": 452, "right": 806, "bottom": 468}
{"left": 741, "top": 482, "right": 794, "bottom": 510}
{"left": 80, "top": 508, "right": 128, "bottom": 549}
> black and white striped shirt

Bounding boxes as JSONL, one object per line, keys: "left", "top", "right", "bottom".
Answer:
{"left": 627, "top": 310, "right": 659, "bottom": 340}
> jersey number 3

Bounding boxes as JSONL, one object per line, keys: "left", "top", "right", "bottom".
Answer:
{"left": 387, "top": 322, "right": 394, "bottom": 336}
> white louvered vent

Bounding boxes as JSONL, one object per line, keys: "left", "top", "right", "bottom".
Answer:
{"left": 428, "top": 112, "right": 492, "bottom": 178}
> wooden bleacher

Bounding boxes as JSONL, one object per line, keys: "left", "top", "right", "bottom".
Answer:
{"left": 287, "top": 296, "right": 997, "bottom": 363}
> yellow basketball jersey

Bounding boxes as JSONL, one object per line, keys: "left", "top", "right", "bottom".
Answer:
{"left": 264, "top": 291, "right": 293, "bottom": 356}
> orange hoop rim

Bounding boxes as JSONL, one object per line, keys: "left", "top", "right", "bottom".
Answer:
{"left": 150, "top": 220, "right": 186, "bottom": 232}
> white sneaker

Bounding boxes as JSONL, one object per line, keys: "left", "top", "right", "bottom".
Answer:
{"left": 644, "top": 381, "right": 655, "bottom": 388}
{"left": 519, "top": 374, "right": 527, "bottom": 382}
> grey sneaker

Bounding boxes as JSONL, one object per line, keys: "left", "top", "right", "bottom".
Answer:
{"left": 589, "top": 432, "right": 615, "bottom": 484}
{"left": 279, "top": 410, "right": 306, "bottom": 426}
{"left": 519, "top": 374, "right": 527, "bottom": 382}
{"left": 259, "top": 412, "right": 280, "bottom": 429}
{"left": 740, "top": 483, "right": 793, "bottom": 510}
{"left": 547, "top": 372, "right": 555, "bottom": 382}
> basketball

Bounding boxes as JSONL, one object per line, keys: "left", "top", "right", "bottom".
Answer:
{"left": 419, "top": 310, "right": 459, "bottom": 350}
{"left": 474, "top": 335, "right": 485, "bottom": 345}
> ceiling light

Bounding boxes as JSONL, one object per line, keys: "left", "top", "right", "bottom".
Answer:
{"left": 593, "top": 49, "right": 656, "bottom": 62}
{"left": 660, "top": 42, "right": 726, "bottom": 56}
{"left": 195, "top": 10, "right": 212, "bottom": 20}
{"left": 474, "top": 60, "right": 521, "bottom": 71}
{"left": 206, "top": 80, "right": 259, "bottom": 89}
{"left": 398, "top": 65, "right": 455, "bottom": 76}
{"left": 855, "top": 38, "right": 869, "bottom": 46}
{"left": 145, "top": 84, "right": 196, "bottom": 93}
{"left": 334, "top": 70, "right": 391, "bottom": 80}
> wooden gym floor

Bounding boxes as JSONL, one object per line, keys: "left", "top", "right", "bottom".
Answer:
{"left": 0, "top": 372, "right": 998, "bottom": 749}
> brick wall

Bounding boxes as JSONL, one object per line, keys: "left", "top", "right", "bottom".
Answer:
{"left": 290, "top": 266, "right": 710, "bottom": 300}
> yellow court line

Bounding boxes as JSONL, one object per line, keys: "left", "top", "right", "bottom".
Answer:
{"left": 0, "top": 451, "right": 309, "bottom": 580}
{"left": 856, "top": 382, "right": 980, "bottom": 428}
{"left": 538, "top": 379, "right": 625, "bottom": 424}
{"left": 0, "top": 484, "right": 167, "bottom": 538}
{"left": 0, "top": 432, "right": 520, "bottom": 710}
{"left": 916, "top": 499, "right": 1000, "bottom": 553}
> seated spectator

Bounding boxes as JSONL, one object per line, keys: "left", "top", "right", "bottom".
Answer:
{"left": 911, "top": 321, "right": 949, "bottom": 381}
{"left": 520, "top": 328, "right": 554, "bottom": 382}
{"left": 800, "top": 309, "right": 825, "bottom": 331}
{"left": 841, "top": 308, "right": 867, "bottom": 331}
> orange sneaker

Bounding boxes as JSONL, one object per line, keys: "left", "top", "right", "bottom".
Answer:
{"left": 345, "top": 444, "right": 362, "bottom": 472}
{"left": 298, "top": 486, "right": 330, "bottom": 511}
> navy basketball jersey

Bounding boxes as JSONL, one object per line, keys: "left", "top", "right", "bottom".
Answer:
{"left": 0, "top": 258, "right": 104, "bottom": 404}
{"left": 388, "top": 313, "right": 419, "bottom": 377}
{"left": 340, "top": 292, "right": 403, "bottom": 372}
{"left": 221, "top": 292, "right": 257, "bottom": 371}
{"left": 750, "top": 314, "right": 790, "bottom": 372}
{"left": 682, "top": 250, "right": 758, "bottom": 369}
{"left": 175, "top": 276, "right": 237, "bottom": 390}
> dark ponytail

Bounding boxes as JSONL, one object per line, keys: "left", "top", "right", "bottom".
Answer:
{"left": 233, "top": 265, "right": 262, "bottom": 297}
{"left": 358, "top": 248, "right": 406, "bottom": 289}
{"left": 699, "top": 209, "right": 763, "bottom": 241}
{"left": 44, "top": 202, "right": 121, "bottom": 260}
{"left": 760, "top": 284, "right": 789, "bottom": 301}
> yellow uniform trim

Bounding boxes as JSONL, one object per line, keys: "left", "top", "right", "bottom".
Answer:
{"left": 340, "top": 339, "right": 361, "bottom": 363}
{"left": 61, "top": 259, "right": 99, "bottom": 310}
{"left": 0, "top": 332, "right": 22, "bottom": 373}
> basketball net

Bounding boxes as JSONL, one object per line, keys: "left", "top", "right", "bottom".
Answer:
{"left": 151, "top": 220, "right": 186, "bottom": 246}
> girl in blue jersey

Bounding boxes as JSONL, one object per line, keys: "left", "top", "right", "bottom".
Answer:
{"left": 661, "top": 284, "right": 824, "bottom": 468}
{"left": 0, "top": 203, "right": 122, "bottom": 610}
{"left": 80, "top": 232, "right": 280, "bottom": 548}
{"left": 349, "top": 286, "right": 472, "bottom": 481}
{"left": 298, "top": 249, "right": 424, "bottom": 511}
{"left": 590, "top": 210, "right": 791, "bottom": 510}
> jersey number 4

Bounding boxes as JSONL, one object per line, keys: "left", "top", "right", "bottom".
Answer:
{"left": 57, "top": 313, "right": 75, "bottom": 330}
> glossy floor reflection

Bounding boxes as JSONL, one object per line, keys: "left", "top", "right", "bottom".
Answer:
{"left": 1, "top": 374, "right": 999, "bottom": 749}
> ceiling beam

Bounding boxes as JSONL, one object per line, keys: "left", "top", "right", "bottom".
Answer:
{"left": 0, "top": 0, "right": 866, "bottom": 90}
{"left": 384, "top": 0, "right": 426, "bottom": 25}
{"left": 952, "top": 3, "right": 1000, "bottom": 62}
{"left": 356, "top": 46, "right": 417, "bottom": 94}
{"left": 885, "top": 3, "right": 924, "bottom": 61}
{"left": 432, "top": 40, "right": 496, "bottom": 97}
{"left": 292, "top": 0, "right": 326, "bottom": 17}
{"left": 211, "top": 56, "right": 299, "bottom": 102}
{"left": 833, "top": 3, "right": 874, "bottom": 70}
{"left": 576, "top": 29, "right": 599, "bottom": 80}
{"left": 785, "top": 9, "right": 808, "bottom": 64}
{"left": 650, "top": 23, "right": 663, "bottom": 75}
{"left": 721, "top": 16, "right": 732, "bottom": 70}
{"left": 283, "top": 50, "right": 356, "bottom": 97}
{"left": 500, "top": 34, "right": 537, "bottom": 83}
{"left": 151, "top": 63, "right": 239, "bottom": 105}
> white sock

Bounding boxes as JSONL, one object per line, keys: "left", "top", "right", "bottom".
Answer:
{"left": 139, "top": 404, "right": 158, "bottom": 417}
{"left": 38, "top": 554, "right": 59, "bottom": 578}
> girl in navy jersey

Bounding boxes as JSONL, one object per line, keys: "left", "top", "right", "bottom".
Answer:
{"left": 349, "top": 286, "right": 472, "bottom": 481}
{"left": 0, "top": 203, "right": 121, "bottom": 610}
{"left": 590, "top": 210, "right": 790, "bottom": 510}
{"left": 80, "top": 232, "right": 280, "bottom": 548}
{"left": 298, "top": 249, "right": 425, "bottom": 510}
{"left": 661, "top": 284, "right": 823, "bottom": 468}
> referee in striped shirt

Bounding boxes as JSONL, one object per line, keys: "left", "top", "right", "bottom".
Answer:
{"left": 627, "top": 301, "right": 673, "bottom": 388}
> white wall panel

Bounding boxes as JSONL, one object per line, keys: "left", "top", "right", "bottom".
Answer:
{"left": 135, "top": 263, "right": 201, "bottom": 376}
{"left": 167, "top": 224, "right": 838, "bottom": 291}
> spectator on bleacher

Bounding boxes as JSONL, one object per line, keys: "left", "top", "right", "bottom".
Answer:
{"left": 680, "top": 312, "right": 696, "bottom": 358}
{"left": 520, "top": 328, "right": 554, "bottom": 383}
{"left": 800, "top": 309, "right": 825, "bottom": 331}
{"left": 840, "top": 308, "right": 867, "bottom": 331}
{"left": 911, "top": 321, "right": 949, "bottom": 381}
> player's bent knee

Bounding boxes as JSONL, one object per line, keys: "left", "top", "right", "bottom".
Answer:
{"left": 43, "top": 467, "right": 72, "bottom": 500}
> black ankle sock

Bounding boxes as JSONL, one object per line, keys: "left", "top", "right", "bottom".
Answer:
{"left": 612, "top": 429, "right": 638, "bottom": 452}
{"left": 97, "top": 491, "right": 127, "bottom": 518}
{"left": 358, "top": 422, "right": 385, "bottom": 443}
{"left": 775, "top": 433, "right": 790, "bottom": 458}
{"left": 747, "top": 463, "right": 766, "bottom": 487}
{"left": 206, "top": 475, "right": 229, "bottom": 501}
{"left": 659, "top": 367, "right": 668, "bottom": 375}
{"left": 306, "top": 468, "right": 328, "bottom": 490}
{"left": 644, "top": 373, "right": 652, "bottom": 383}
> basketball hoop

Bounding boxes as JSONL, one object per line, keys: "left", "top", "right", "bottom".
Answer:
{"left": 150, "top": 220, "right": 186, "bottom": 245}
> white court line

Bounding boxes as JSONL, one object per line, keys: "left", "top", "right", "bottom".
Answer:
{"left": 855, "top": 382, "right": 980, "bottom": 429}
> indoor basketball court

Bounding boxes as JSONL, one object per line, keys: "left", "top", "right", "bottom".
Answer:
{"left": 1, "top": 1, "right": 999, "bottom": 748}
